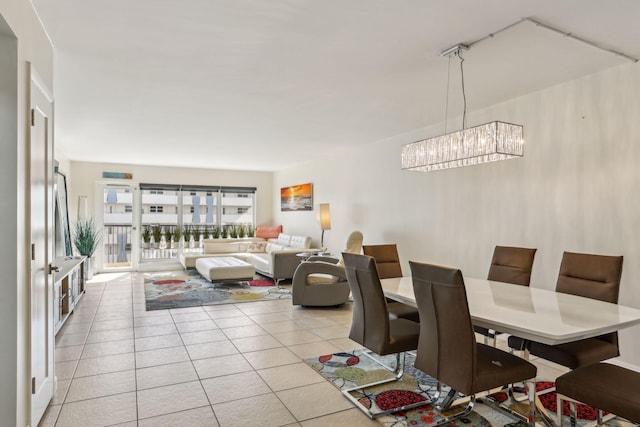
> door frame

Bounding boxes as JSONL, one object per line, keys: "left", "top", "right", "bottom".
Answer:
{"left": 28, "top": 63, "right": 55, "bottom": 427}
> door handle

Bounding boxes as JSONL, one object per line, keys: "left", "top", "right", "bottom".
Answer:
{"left": 49, "top": 264, "right": 60, "bottom": 274}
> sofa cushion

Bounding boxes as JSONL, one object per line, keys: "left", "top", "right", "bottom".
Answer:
{"left": 265, "top": 243, "right": 285, "bottom": 253}
{"left": 307, "top": 273, "right": 340, "bottom": 285}
{"left": 247, "top": 242, "right": 266, "bottom": 253}
{"left": 204, "top": 242, "right": 241, "bottom": 253}
{"left": 246, "top": 253, "right": 271, "bottom": 273}
{"left": 256, "top": 225, "right": 283, "bottom": 239}
{"left": 289, "top": 235, "right": 312, "bottom": 249}
{"left": 276, "top": 233, "right": 292, "bottom": 246}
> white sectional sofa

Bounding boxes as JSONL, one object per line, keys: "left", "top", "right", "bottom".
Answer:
{"left": 178, "top": 233, "right": 317, "bottom": 285}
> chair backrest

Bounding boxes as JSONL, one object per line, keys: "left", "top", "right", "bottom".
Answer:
{"left": 342, "top": 253, "right": 390, "bottom": 353}
{"left": 363, "top": 244, "right": 403, "bottom": 279}
{"left": 555, "top": 251, "right": 623, "bottom": 304}
{"left": 338, "top": 231, "right": 363, "bottom": 266}
{"left": 487, "top": 246, "right": 537, "bottom": 286}
{"left": 409, "top": 261, "right": 477, "bottom": 394}
{"left": 556, "top": 251, "right": 623, "bottom": 346}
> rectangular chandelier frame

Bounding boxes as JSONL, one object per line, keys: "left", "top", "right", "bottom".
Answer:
{"left": 401, "top": 121, "right": 524, "bottom": 172}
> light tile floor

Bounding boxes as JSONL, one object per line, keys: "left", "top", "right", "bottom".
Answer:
{"left": 39, "top": 272, "right": 569, "bottom": 427}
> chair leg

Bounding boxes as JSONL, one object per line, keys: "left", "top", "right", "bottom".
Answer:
{"left": 439, "top": 388, "right": 459, "bottom": 410}
{"left": 569, "top": 400, "right": 578, "bottom": 427}
{"left": 525, "top": 379, "right": 536, "bottom": 427}
{"left": 483, "top": 329, "right": 498, "bottom": 347}
{"left": 430, "top": 396, "right": 476, "bottom": 427}
{"left": 361, "top": 349, "right": 404, "bottom": 376}
{"left": 557, "top": 392, "right": 564, "bottom": 427}
{"left": 341, "top": 351, "right": 432, "bottom": 418}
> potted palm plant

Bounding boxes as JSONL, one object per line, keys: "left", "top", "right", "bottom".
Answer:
{"left": 73, "top": 218, "right": 101, "bottom": 279}
{"left": 141, "top": 225, "right": 151, "bottom": 249}
{"left": 152, "top": 224, "right": 162, "bottom": 249}
{"left": 184, "top": 225, "right": 194, "bottom": 248}
{"left": 193, "top": 226, "right": 203, "bottom": 248}
{"left": 165, "top": 226, "right": 174, "bottom": 249}
{"left": 174, "top": 225, "right": 183, "bottom": 248}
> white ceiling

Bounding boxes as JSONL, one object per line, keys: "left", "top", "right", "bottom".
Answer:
{"left": 32, "top": 0, "right": 640, "bottom": 171}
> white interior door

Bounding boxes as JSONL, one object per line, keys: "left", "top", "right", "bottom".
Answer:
{"left": 29, "top": 66, "right": 54, "bottom": 425}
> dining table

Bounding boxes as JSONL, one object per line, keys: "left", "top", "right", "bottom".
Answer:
{"left": 380, "top": 276, "right": 640, "bottom": 426}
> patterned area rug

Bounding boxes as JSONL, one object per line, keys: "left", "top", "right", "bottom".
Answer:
{"left": 305, "top": 350, "right": 622, "bottom": 427}
{"left": 144, "top": 271, "right": 291, "bottom": 310}
{"left": 305, "top": 350, "right": 516, "bottom": 427}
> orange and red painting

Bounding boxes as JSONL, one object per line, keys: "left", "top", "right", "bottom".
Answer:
{"left": 280, "top": 183, "right": 313, "bottom": 211}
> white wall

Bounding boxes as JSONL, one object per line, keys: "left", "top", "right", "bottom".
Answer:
{"left": 0, "top": 0, "right": 54, "bottom": 425}
{"left": 274, "top": 62, "right": 640, "bottom": 367}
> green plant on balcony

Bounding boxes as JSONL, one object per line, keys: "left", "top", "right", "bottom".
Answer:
{"left": 183, "top": 225, "right": 193, "bottom": 242}
{"left": 229, "top": 225, "right": 238, "bottom": 238}
{"left": 165, "top": 226, "right": 175, "bottom": 246}
{"left": 236, "top": 224, "right": 246, "bottom": 238}
{"left": 204, "top": 224, "right": 214, "bottom": 239}
{"left": 221, "top": 225, "right": 229, "bottom": 239}
{"left": 152, "top": 225, "right": 162, "bottom": 248}
{"left": 141, "top": 225, "right": 151, "bottom": 248}
{"left": 193, "top": 227, "right": 203, "bottom": 246}
{"left": 246, "top": 225, "right": 255, "bottom": 238}
{"left": 173, "top": 226, "right": 182, "bottom": 244}
{"left": 212, "top": 226, "right": 220, "bottom": 239}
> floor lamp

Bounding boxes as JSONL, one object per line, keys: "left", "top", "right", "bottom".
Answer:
{"left": 319, "top": 203, "right": 331, "bottom": 250}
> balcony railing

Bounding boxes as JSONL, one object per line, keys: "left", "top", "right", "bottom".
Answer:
{"left": 103, "top": 225, "right": 132, "bottom": 268}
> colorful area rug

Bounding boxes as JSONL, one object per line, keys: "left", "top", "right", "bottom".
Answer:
{"left": 305, "top": 350, "right": 512, "bottom": 427}
{"left": 306, "top": 350, "right": 612, "bottom": 427}
{"left": 144, "top": 271, "right": 291, "bottom": 310}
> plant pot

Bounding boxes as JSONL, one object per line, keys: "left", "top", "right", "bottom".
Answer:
{"left": 84, "top": 256, "right": 94, "bottom": 280}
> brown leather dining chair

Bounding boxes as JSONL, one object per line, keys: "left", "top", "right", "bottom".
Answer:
{"left": 341, "top": 252, "right": 427, "bottom": 418}
{"left": 476, "top": 246, "right": 537, "bottom": 346}
{"left": 362, "top": 244, "right": 420, "bottom": 323}
{"left": 508, "top": 251, "right": 623, "bottom": 369}
{"left": 410, "top": 260, "right": 537, "bottom": 427}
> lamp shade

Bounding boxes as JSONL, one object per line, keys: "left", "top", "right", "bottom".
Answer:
{"left": 319, "top": 203, "right": 331, "bottom": 230}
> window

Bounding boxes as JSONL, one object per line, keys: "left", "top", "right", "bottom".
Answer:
{"left": 138, "top": 183, "right": 256, "bottom": 262}
{"left": 125, "top": 205, "right": 132, "bottom": 213}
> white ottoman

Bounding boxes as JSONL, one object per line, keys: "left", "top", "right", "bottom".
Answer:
{"left": 195, "top": 257, "right": 255, "bottom": 284}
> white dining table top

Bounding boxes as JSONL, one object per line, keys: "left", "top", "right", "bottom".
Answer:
{"left": 380, "top": 276, "right": 640, "bottom": 346}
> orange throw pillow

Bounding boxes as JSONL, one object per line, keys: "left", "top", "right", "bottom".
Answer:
{"left": 255, "top": 225, "right": 283, "bottom": 239}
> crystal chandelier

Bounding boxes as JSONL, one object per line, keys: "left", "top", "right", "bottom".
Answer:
{"left": 401, "top": 44, "right": 524, "bottom": 172}
{"left": 402, "top": 120, "right": 524, "bottom": 172}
